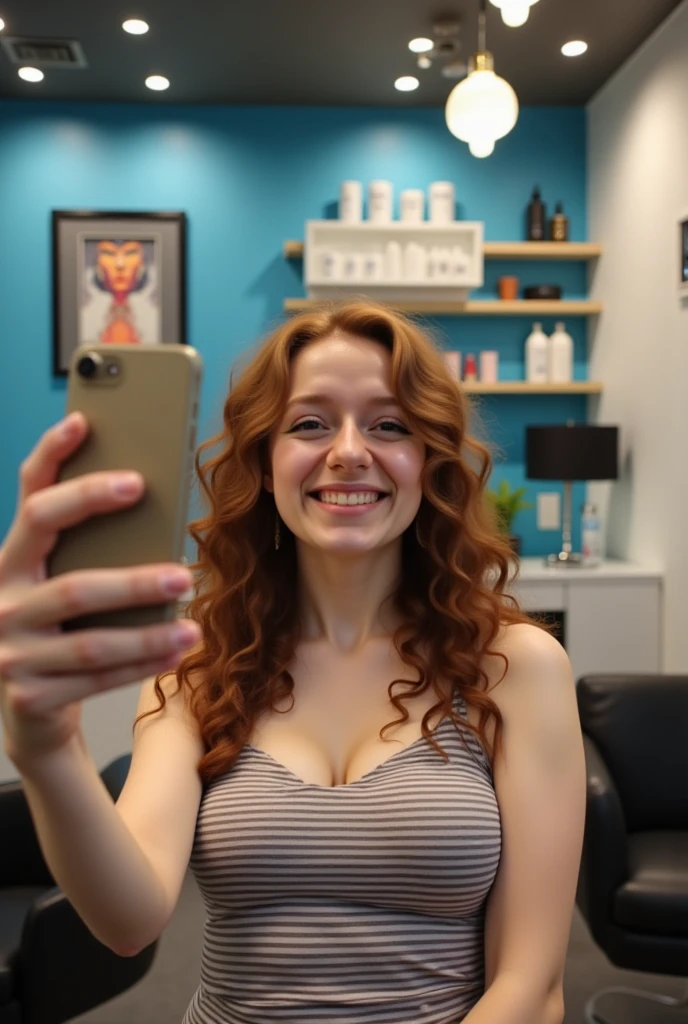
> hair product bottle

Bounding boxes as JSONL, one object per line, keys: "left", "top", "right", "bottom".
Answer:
{"left": 549, "top": 321, "right": 573, "bottom": 382}
{"left": 550, "top": 202, "right": 569, "bottom": 242}
{"left": 525, "top": 322, "right": 549, "bottom": 382}
{"left": 463, "top": 354, "right": 478, "bottom": 383}
{"left": 581, "top": 502, "right": 602, "bottom": 566}
{"left": 527, "top": 187, "right": 546, "bottom": 241}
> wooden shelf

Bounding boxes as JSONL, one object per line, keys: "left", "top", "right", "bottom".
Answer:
{"left": 283, "top": 240, "right": 602, "bottom": 261}
{"left": 463, "top": 381, "right": 603, "bottom": 395}
{"left": 483, "top": 242, "right": 602, "bottom": 260}
{"left": 284, "top": 298, "right": 602, "bottom": 316}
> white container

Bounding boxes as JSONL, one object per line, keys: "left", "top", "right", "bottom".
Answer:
{"left": 450, "top": 245, "right": 469, "bottom": 277}
{"left": 361, "top": 251, "right": 384, "bottom": 282}
{"left": 480, "top": 350, "right": 499, "bottom": 383}
{"left": 549, "top": 321, "right": 573, "bottom": 382}
{"left": 320, "top": 250, "right": 343, "bottom": 281}
{"left": 341, "top": 251, "right": 363, "bottom": 280}
{"left": 403, "top": 242, "right": 428, "bottom": 280}
{"left": 581, "top": 502, "right": 602, "bottom": 566}
{"left": 525, "top": 322, "right": 549, "bottom": 383}
{"left": 400, "top": 189, "right": 425, "bottom": 222}
{"left": 427, "top": 245, "right": 441, "bottom": 279}
{"left": 368, "top": 180, "right": 393, "bottom": 223}
{"left": 429, "top": 181, "right": 455, "bottom": 223}
{"left": 384, "top": 240, "right": 402, "bottom": 281}
{"left": 339, "top": 181, "right": 363, "bottom": 222}
{"left": 443, "top": 351, "right": 462, "bottom": 380}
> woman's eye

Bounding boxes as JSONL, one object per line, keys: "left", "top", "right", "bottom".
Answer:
{"left": 291, "top": 418, "right": 409, "bottom": 434}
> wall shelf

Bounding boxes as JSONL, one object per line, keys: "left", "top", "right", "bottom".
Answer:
{"left": 463, "top": 382, "right": 603, "bottom": 395}
{"left": 284, "top": 298, "right": 602, "bottom": 316}
{"left": 284, "top": 239, "right": 602, "bottom": 261}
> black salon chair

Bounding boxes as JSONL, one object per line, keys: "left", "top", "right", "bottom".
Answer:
{"left": 576, "top": 673, "right": 688, "bottom": 1024}
{"left": 0, "top": 753, "right": 158, "bottom": 1024}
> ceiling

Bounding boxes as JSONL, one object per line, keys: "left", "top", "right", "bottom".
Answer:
{"left": 0, "top": 0, "right": 683, "bottom": 107}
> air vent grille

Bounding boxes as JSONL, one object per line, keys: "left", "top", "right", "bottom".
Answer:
{"left": 1, "top": 37, "right": 88, "bottom": 68}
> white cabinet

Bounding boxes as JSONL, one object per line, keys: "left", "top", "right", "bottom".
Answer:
{"left": 508, "top": 559, "right": 663, "bottom": 681}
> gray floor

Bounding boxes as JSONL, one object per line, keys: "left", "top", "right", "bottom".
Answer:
{"left": 73, "top": 869, "right": 687, "bottom": 1024}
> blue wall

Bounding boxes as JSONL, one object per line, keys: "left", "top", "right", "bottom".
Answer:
{"left": 0, "top": 100, "right": 587, "bottom": 554}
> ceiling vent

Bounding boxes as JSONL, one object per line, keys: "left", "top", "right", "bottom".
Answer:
{"left": 0, "top": 37, "right": 88, "bottom": 69}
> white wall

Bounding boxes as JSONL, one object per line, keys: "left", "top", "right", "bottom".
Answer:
{"left": 587, "top": 0, "right": 688, "bottom": 672}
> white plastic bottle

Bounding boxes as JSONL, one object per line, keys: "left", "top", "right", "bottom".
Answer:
{"left": 384, "top": 240, "right": 402, "bottom": 281}
{"left": 581, "top": 502, "right": 602, "bottom": 566}
{"left": 525, "top": 322, "right": 549, "bottom": 383}
{"left": 549, "top": 321, "right": 573, "bottom": 382}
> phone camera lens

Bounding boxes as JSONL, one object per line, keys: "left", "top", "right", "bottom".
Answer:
{"left": 76, "top": 354, "right": 101, "bottom": 379}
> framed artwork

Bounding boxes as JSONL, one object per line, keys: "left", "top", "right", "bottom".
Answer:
{"left": 52, "top": 210, "right": 186, "bottom": 375}
{"left": 680, "top": 212, "right": 688, "bottom": 299}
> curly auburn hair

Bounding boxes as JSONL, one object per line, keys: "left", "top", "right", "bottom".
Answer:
{"left": 134, "top": 299, "right": 555, "bottom": 784}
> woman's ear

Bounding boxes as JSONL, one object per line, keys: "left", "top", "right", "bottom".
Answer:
{"left": 263, "top": 473, "right": 274, "bottom": 494}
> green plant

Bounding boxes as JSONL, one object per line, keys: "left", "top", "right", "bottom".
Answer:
{"left": 485, "top": 479, "right": 533, "bottom": 536}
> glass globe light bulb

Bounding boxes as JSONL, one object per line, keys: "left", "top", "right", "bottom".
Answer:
{"left": 469, "top": 138, "right": 496, "bottom": 158}
{"left": 501, "top": 2, "right": 530, "bottom": 27}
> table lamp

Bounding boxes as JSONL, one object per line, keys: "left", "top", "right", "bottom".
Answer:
{"left": 525, "top": 421, "right": 619, "bottom": 568}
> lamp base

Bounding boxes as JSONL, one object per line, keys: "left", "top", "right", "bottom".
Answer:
{"left": 544, "top": 550, "right": 585, "bottom": 568}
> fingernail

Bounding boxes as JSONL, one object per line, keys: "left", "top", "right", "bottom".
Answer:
{"left": 60, "top": 413, "right": 80, "bottom": 439}
{"left": 112, "top": 473, "right": 142, "bottom": 497}
{"left": 160, "top": 570, "right": 193, "bottom": 596}
{"left": 172, "top": 622, "right": 200, "bottom": 647}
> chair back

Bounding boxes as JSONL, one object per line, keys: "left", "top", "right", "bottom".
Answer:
{"left": 577, "top": 674, "right": 688, "bottom": 832}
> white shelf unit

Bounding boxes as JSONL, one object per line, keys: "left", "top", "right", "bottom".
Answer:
{"left": 305, "top": 220, "right": 484, "bottom": 302}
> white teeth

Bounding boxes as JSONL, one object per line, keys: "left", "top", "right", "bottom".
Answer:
{"left": 316, "top": 491, "right": 381, "bottom": 506}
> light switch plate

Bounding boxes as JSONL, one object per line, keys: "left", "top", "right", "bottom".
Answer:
{"left": 537, "top": 492, "right": 561, "bottom": 530}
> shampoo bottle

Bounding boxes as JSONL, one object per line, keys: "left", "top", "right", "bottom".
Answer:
{"left": 527, "top": 187, "right": 547, "bottom": 241}
{"left": 525, "top": 322, "right": 549, "bottom": 383}
{"left": 549, "top": 322, "right": 573, "bottom": 382}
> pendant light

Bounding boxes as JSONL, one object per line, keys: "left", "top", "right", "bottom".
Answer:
{"left": 445, "top": 0, "right": 519, "bottom": 158}
{"left": 489, "top": 0, "right": 539, "bottom": 28}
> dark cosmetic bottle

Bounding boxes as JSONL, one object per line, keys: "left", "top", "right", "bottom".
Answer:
{"left": 527, "top": 187, "right": 546, "bottom": 241}
{"left": 550, "top": 201, "right": 569, "bottom": 242}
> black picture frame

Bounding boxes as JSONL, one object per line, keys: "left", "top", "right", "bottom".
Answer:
{"left": 52, "top": 210, "right": 187, "bottom": 376}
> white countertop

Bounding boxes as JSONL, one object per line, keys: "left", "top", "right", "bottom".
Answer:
{"left": 511, "top": 557, "right": 664, "bottom": 582}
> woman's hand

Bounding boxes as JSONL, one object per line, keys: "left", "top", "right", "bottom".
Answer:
{"left": 0, "top": 411, "right": 201, "bottom": 768}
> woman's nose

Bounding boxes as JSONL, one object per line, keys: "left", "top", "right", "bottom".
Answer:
{"left": 327, "top": 421, "right": 373, "bottom": 464}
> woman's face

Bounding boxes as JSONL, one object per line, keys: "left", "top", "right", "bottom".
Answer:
{"left": 96, "top": 240, "right": 145, "bottom": 294}
{"left": 265, "top": 332, "right": 426, "bottom": 554}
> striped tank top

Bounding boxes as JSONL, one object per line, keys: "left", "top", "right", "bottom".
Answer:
{"left": 183, "top": 691, "right": 502, "bottom": 1024}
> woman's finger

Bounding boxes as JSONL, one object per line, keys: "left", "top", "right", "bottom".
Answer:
{"left": 3, "top": 469, "right": 145, "bottom": 577}
{"left": 16, "top": 413, "right": 89, "bottom": 508}
{"left": 0, "top": 565, "right": 193, "bottom": 632}
{"left": 1, "top": 618, "right": 201, "bottom": 679}
{"left": 3, "top": 653, "right": 186, "bottom": 717}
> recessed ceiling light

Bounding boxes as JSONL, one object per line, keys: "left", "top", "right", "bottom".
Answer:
{"left": 18, "top": 66, "right": 44, "bottom": 83}
{"left": 0, "top": 17, "right": 5, "bottom": 31}
{"left": 562, "top": 40, "right": 588, "bottom": 57}
{"left": 123, "top": 18, "right": 149, "bottom": 35}
{"left": 145, "top": 74, "right": 170, "bottom": 91}
{"left": 409, "top": 37, "right": 433, "bottom": 54}
{"left": 395, "top": 76, "right": 419, "bottom": 92}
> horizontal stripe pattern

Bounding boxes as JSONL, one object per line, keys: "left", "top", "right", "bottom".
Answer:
{"left": 183, "top": 693, "right": 501, "bottom": 1024}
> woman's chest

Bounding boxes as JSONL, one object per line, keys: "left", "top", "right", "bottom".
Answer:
{"left": 247, "top": 640, "right": 491, "bottom": 788}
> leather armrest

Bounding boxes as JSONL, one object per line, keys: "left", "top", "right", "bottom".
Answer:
{"left": 577, "top": 734, "right": 630, "bottom": 930}
{"left": 0, "top": 782, "right": 53, "bottom": 888}
{"left": 17, "top": 886, "right": 157, "bottom": 1024}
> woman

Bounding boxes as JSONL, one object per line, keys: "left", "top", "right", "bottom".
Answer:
{"left": 0, "top": 301, "right": 585, "bottom": 1024}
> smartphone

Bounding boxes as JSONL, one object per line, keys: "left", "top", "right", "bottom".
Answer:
{"left": 47, "top": 344, "right": 203, "bottom": 632}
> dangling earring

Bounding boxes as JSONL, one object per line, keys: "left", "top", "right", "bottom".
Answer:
{"left": 274, "top": 511, "right": 281, "bottom": 551}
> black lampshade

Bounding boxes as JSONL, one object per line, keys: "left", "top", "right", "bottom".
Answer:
{"left": 526, "top": 425, "right": 619, "bottom": 481}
